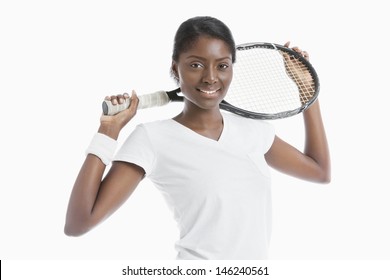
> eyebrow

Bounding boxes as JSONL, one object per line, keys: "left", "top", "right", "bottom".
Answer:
{"left": 184, "top": 55, "right": 232, "bottom": 62}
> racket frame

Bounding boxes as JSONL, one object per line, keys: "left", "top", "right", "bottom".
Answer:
{"left": 102, "top": 42, "right": 320, "bottom": 120}
{"left": 221, "top": 42, "right": 320, "bottom": 119}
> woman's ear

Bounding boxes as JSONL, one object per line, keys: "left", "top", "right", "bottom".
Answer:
{"left": 170, "top": 61, "right": 179, "bottom": 83}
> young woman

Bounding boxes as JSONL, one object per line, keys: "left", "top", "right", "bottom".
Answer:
{"left": 64, "top": 16, "right": 330, "bottom": 260}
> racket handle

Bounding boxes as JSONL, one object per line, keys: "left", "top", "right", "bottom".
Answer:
{"left": 102, "top": 90, "right": 170, "bottom": 116}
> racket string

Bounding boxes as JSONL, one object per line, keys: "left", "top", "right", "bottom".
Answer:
{"left": 226, "top": 47, "right": 315, "bottom": 115}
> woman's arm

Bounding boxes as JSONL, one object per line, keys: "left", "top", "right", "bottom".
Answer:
{"left": 265, "top": 42, "right": 330, "bottom": 183}
{"left": 64, "top": 92, "right": 145, "bottom": 236}
{"left": 265, "top": 99, "right": 331, "bottom": 183}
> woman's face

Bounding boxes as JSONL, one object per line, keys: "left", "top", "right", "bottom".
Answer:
{"left": 172, "top": 36, "right": 233, "bottom": 111}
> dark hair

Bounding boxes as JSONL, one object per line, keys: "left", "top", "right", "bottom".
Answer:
{"left": 170, "top": 16, "right": 236, "bottom": 82}
{"left": 172, "top": 16, "right": 236, "bottom": 62}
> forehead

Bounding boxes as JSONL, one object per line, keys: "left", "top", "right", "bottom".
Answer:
{"left": 180, "top": 36, "right": 232, "bottom": 59}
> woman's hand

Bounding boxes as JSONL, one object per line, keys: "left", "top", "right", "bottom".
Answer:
{"left": 98, "top": 90, "right": 139, "bottom": 139}
{"left": 282, "top": 41, "right": 315, "bottom": 104}
{"left": 284, "top": 41, "right": 310, "bottom": 61}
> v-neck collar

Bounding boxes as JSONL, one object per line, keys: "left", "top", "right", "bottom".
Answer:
{"left": 169, "top": 114, "right": 228, "bottom": 144}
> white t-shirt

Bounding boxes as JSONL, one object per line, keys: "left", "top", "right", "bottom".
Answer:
{"left": 114, "top": 112, "right": 275, "bottom": 260}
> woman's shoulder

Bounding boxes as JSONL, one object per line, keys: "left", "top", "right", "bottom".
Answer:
{"left": 139, "top": 118, "right": 173, "bottom": 128}
{"left": 135, "top": 118, "right": 177, "bottom": 136}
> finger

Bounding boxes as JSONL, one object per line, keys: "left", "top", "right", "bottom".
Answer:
{"left": 122, "top": 90, "right": 139, "bottom": 115}
{"left": 118, "top": 93, "right": 128, "bottom": 105}
{"left": 293, "top": 48, "right": 309, "bottom": 59}
{"left": 109, "top": 93, "right": 128, "bottom": 105}
{"left": 292, "top": 46, "right": 302, "bottom": 53}
{"left": 284, "top": 41, "right": 290, "bottom": 48}
{"left": 128, "top": 90, "right": 139, "bottom": 111}
{"left": 110, "top": 95, "right": 118, "bottom": 105}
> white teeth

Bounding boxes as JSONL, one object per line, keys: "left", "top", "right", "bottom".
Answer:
{"left": 200, "top": 89, "right": 218, "bottom": 95}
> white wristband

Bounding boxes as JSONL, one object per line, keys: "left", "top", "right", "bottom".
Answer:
{"left": 85, "top": 133, "right": 118, "bottom": 165}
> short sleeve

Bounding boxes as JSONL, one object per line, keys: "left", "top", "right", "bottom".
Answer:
{"left": 113, "top": 124, "right": 155, "bottom": 175}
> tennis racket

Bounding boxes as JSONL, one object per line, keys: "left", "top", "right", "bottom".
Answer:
{"left": 102, "top": 42, "right": 320, "bottom": 119}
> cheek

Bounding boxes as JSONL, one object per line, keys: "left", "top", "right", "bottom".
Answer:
{"left": 178, "top": 71, "right": 199, "bottom": 88}
{"left": 225, "top": 71, "right": 233, "bottom": 84}
{"left": 220, "top": 71, "right": 233, "bottom": 89}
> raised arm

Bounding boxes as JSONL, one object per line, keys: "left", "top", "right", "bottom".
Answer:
{"left": 64, "top": 92, "right": 145, "bottom": 236}
{"left": 265, "top": 100, "right": 331, "bottom": 183}
{"left": 265, "top": 43, "right": 331, "bottom": 183}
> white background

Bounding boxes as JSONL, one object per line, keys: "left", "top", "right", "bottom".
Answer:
{"left": 1, "top": 0, "right": 389, "bottom": 261}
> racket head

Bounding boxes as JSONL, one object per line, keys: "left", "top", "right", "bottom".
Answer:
{"left": 222, "top": 42, "right": 320, "bottom": 119}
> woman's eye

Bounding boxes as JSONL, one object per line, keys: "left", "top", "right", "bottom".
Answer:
{"left": 190, "top": 63, "right": 203, "bottom": 68}
{"left": 219, "top": 63, "right": 229, "bottom": 70}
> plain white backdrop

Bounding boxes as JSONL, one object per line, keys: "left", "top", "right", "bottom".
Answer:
{"left": 1, "top": 0, "right": 389, "bottom": 261}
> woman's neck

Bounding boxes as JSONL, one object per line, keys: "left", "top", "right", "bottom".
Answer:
{"left": 173, "top": 106, "right": 224, "bottom": 141}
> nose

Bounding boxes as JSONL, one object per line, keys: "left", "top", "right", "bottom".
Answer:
{"left": 202, "top": 67, "right": 218, "bottom": 84}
